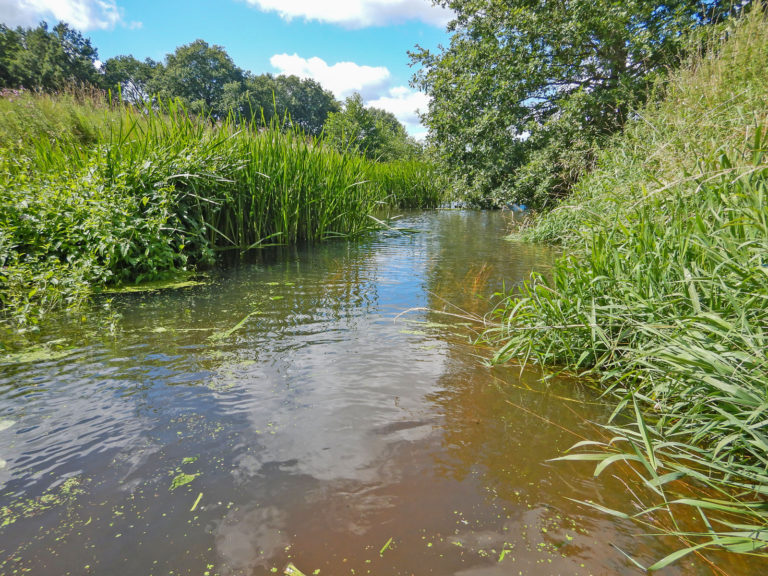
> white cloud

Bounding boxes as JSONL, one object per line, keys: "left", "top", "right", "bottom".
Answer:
{"left": 0, "top": 0, "right": 131, "bottom": 30}
{"left": 369, "top": 86, "right": 429, "bottom": 138}
{"left": 243, "top": 0, "right": 451, "bottom": 28}
{"left": 270, "top": 53, "right": 391, "bottom": 101}
{"left": 270, "top": 53, "right": 428, "bottom": 136}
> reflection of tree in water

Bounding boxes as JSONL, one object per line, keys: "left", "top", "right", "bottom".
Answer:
{"left": 410, "top": 210, "right": 610, "bottom": 523}
{"left": 426, "top": 361, "right": 605, "bottom": 504}
{"left": 423, "top": 211, "right": 555, "bottom": 318}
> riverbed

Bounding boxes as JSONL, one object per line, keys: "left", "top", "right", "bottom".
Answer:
{"left": 0, "top": 211, "right": 759, "bottom": 575}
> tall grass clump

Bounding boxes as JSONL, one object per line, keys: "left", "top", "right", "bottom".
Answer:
{"left": 0, "top": 87, "right": 121, "bottom": 156}
{"left": 486, "top": 4, "right": 768, "bottom": 567}
{"left": 0, "top": 93, "right": 441, "bottom": 327}
{"left": 365, "top": 159, "right": 446, "bottom": 209}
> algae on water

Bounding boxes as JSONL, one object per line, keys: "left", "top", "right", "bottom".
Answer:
{"left": 0, "top": 477, "right": 86, "bottom": 528}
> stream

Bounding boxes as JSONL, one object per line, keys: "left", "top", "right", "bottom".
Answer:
{"left": 0, "top": 210, "right": 762, "bottom": 575}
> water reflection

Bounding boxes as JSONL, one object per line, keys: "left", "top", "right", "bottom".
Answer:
{"left": 0, "top": 211, "right": 764, "bottom": 575}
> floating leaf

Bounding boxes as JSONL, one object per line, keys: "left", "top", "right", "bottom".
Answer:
{"left": 170, "top": 472, "right": 200, "bottom": 491}
{"left": 284, "top": 564, "right": 307, "bottom": 576}
{"left": 380, "top": 537, "right": 393, "bottom": 556}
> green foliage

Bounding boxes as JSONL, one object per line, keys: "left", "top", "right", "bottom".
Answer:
{"left": 0, "top": 88, "right": 115, "bottom": 154}
{"left": 270, "top": 75, "right": 339, "bottom": 137}
{"left": 148, "top": 39, "right": 245, "bottom": 118}
{"left": 365, "top": 160, "right": 445, "bottom": 209}
{"left": 486, "top": 6, "right": 768, "bottom": 564}
{"left": 102, "top": 55, "right": 159, "bottom": 103}
{"left": 412, "top": 0, "right": 737, "bottom": 207}
{"left": 0, "top": 22, "right": 341, "bottom": 141}
{"left": 324, "top": 93, "right": 421, "bottom": 162}
{"left": 223, "top": 73, "right": 339, "bottom": 137}
{"left": 0, "top": 92, "right": 441, "bottom": 327}
{"left": 0, "top": 22, "right": 101, "bottom": 91}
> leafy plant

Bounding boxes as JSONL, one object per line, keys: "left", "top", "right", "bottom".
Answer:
{"left": 485, "top": 5, "right": 768, "bottom": 566}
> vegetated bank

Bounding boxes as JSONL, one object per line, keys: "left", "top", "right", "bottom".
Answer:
{"left": 485, "top": 6, "right": 768, "bottom": 568}
{"left": 0, "top": 91, "right": 443, "bottom": 330}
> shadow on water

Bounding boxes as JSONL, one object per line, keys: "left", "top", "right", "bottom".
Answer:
{"left": 0, "top": 210, "right": 764, "bottom": 575}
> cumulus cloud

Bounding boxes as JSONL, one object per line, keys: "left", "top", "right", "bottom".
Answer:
{"left": 270, "top": 53, "right": 391, "bottom": 101}
{"left": 369, "top": 86, "right": 429, "bottom": 138}
{"left": 243, "top": 0, "right": 451, "bottom": 28}
{"left": 270, "top": 53, "right": 428, "bottom": 136}
{"left": 0, "top": 0, "right": 130, "bottom": 30}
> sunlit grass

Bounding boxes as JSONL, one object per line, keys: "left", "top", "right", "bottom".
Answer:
{"left": 485, "top": 4, "right": 768, "bottom": 567}
{"left": 0, "top": 93, "right": 443, "bottom": 326}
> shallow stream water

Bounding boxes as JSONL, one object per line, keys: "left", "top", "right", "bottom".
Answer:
{"left": 0, "top": 211, "right": 763, "bottom": 575}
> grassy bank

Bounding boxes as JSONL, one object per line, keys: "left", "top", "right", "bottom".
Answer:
{"left": 486, "top": 6, "right": 768, "bottom": 567}
{"left": 0, "top": 92, "right": 443, "bottom": 327}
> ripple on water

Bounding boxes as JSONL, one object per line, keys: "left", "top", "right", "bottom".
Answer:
{"left": 1, "top": 211, "right": 761, "bottom": 576}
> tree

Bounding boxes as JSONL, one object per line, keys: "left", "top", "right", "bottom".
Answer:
{"left": 324, "top": 93, "right": 376, "bottom": 155}
{"left": 411, "top": 0, "right": 735, "bottom": 207}
{"left": 272, "top": 75, "right": 339, "bottom": 136}
{"left": 102, "top": 55, "right": 159, "bottom": 103}
{"left": 220, "top": 74, "right": 339, "bottom": 135}
{"left": 324, "top": 93, "right": 418, "bottom": 161}
{"left": 0, "top": 25, "right": 22, "bottom": 88}
{"left": 150, "top": 39, "right": 245, "bottom": 118}
{"left": 0, "top": 22, "right": 101, "bottom": 91}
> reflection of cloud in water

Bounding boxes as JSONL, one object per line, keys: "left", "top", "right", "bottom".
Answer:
{"left": 215, "top": 505, "right": 290, "bottom": 575}
{"left": 0, "top": 347, "right": 196, "bottom": 494}
{"left": 227, "top": 314, "right": 447, "bottom": 484}
{"left": 305, "top": 480, "right": 396, "bottom": 536}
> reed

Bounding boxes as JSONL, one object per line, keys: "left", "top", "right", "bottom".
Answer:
{"left": 485, "top": 4, "right": 768, "bottom": 566}
{"left": 0, "top": 93, "right": 442, "bottom": 325}
{"left": 365, "top": 159, "right": 445, "bottom": 209}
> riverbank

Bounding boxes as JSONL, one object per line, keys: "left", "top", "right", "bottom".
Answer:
{"left": 0, "top": 92, "right": 442, "bottom": 328}
{"left": 486, "top": 6, "right": 768, "bottom": 567}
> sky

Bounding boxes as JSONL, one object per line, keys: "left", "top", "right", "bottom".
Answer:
{"left": 0, "top": 0, "right": 452, "bottom": 137}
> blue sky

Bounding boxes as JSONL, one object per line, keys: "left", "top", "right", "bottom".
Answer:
{"left": 0, "top": 0, "right": 451, "bottom": 136}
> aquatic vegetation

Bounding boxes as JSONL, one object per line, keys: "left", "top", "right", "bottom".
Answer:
{"left": 0, "top": 340, "right": 77, "bottom": 365}
{"left": 365, "top": 160, "right": 446, "bottom": 209}
{"left": 170, "top": 456, "right": 202, "bottom": 491}
{"left": 0, "top": 477, "right": 85, "bottom": 528}
{"left": 208, "top": 311, "right": 261, "bottom": 342}
{"left": 0, "top": 93, "right": 443, "bottom": 328}
{"left": 486, "top": 6, "right": 768, "bottom": 566}
{"left": 170, "top": 472, "right": 201, "bottom": 491}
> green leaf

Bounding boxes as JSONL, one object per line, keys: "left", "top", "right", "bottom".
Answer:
{"left": 170, "top": 472, "right": 200, "bottom": 491}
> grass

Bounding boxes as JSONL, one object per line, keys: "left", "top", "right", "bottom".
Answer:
{"left": 365, "top": 159, "right": 446, "bottom": 209}
{"left": 485, "top": 4, "right": 768, "bottom": 568}
{"left": 0, "top": 92, "right": 443, "bottom": 328}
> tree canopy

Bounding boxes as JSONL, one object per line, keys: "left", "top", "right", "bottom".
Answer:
{"left": 220, "top": 73, "right": 339, "bottom": 136}
{"left": 147, "top": 39, "right": 245, "bottom": 118}
{"left": 411, "top": 0, "right": 736, "bottom": 207}
{"left": 0, "top": 22, "right": 101, "bottom": 90}
{"left": 325, "top": 93, "right": 420, "bottom": 161}
{"left": 102, "top": 55, "right": 159, "bottom": 103}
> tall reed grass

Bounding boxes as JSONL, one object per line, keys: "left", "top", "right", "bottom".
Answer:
{"left": 365, "top": 159, "right": 446, "bottom": 209}
{"left": 486, "top": 4, "right": 768, "bottom": 567}
{"left": 0, "top": 93, "right": 443, "bottom": 326}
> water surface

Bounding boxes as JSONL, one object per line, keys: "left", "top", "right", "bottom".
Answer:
{"left": 0, "top": 211, "right": 761, "bottom": 575}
